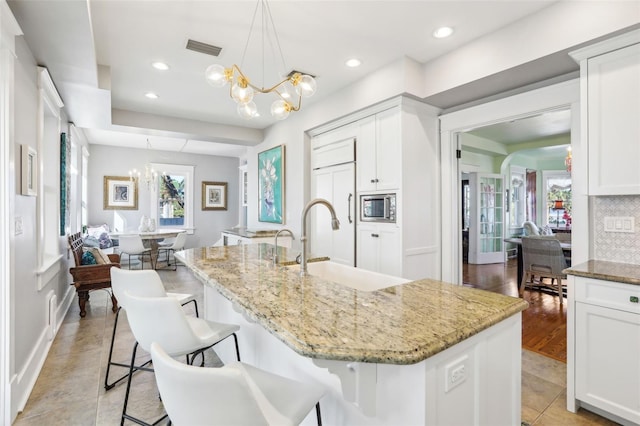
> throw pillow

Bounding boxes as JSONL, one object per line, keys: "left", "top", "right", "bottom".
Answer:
{"left": 81, "top": 251, "right": 97, "bottom": 265}
{"left": 86, "top": 224, "right": 114, "bottom": 249}
{"left": 89, "top": 248, "right": 112, "bottom": 265}
{"left": 539, "top": 224, "right": 554, "bottom": 236}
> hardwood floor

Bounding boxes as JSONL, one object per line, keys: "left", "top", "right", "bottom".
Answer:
{"left": 464, "top": 258, "right": 567, "bottom": 363}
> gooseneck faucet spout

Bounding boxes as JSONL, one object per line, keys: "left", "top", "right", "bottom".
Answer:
{"left": 272, "top": 228, "right": 294, "bottom": 265}
{"left": 300, "top": 198, "right": 340, "bottom": 276}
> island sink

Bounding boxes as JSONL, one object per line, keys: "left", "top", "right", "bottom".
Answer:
{"left": 286, "top": 260, "right": 410, "bottom": 291}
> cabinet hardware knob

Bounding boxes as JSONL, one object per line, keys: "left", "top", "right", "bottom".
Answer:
{"left": 631, "top": 296, "right": 639, "bottom": 303}
{"left": 371, "top": 233, "right": 379, "bottom": 238}
{"left": 375, "top": 178, "right": 379, "bottom": 183}
{"left": 370, "top": 179, "right": 376, "bottom": 183}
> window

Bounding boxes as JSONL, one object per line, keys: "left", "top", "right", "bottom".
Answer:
{"left": 542, "top": 170, "right": 571, "bottom": 229}
{"left": 36, "top": 67, "right": 64, "bottom": 290}
{"left": 149, "top": 163, "right": 194, "bottom": 233}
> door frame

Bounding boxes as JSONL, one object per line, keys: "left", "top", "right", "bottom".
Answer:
{"left": 439, "top": 79, "right": 581, "bottom": 285}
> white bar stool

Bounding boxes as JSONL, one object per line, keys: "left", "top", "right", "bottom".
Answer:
{"left": 150, "top": 342, "right": 324, "bottom": 425}
{"left": 104, "top": 268, "right": 200, "bottom": 390}
{"left": 120, "top": 290, "right": 241, "bottom": 426}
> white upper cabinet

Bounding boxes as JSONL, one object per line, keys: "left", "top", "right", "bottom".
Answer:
{"left": 571, "top": 30, "right": 640, "bottom": 195}
{"left": 357, "top": 107, "right": 401, "bottom": 192}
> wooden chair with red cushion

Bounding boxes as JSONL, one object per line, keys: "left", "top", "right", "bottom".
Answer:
{"left": 68, "top": 231, "right": 120, "bottom": 317}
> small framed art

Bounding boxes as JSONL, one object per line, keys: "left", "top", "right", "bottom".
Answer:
{"left": 202, "top": 181, "right": 228, "bottom": 211}
{"left": 104, "top": 175, "right": 138, "bottom": 210}
{"left": 21, "top": 145, "right": 37, "bottom": 196}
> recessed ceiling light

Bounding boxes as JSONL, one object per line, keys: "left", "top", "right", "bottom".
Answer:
{"left": 145, "top": 92, "right": 159, "bottom": 99}
{"left": 433, "top": 26, "right": 454, "bottom": 38}
{"left": 152, "top": 62, "right": 169, "bottom": 70}
{"left": 345, "top": 58, "right": 361, "bottom": 68}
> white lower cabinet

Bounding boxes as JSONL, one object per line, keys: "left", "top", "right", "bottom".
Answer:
{"left": 356, "top": 223, "right": 401, "bottom": 277}
{"left": 220, "top": 231, "right": 291, "bottom": 247}
{"left": 570, "top": 276, "right": 640, "bottom": 425}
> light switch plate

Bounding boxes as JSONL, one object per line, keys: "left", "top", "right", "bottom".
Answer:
{"left": 604, "top": 216, "right": 635, "bottom": 233}
{"left": 15, "top": 216, "right": 23, "bottom": 235}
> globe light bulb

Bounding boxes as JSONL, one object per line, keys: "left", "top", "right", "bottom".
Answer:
{"left": 271, "top": 99, "right": 291, "bottom": 120}
{"left": 295, "top": 74, "right": 317, "bottom": 98}
{"left": 237, "top": 101, "right": 257, "bottom": 119}
{"left": 205, "top": 64, "right": 228, "bottom": 88}
{"left": 231, "top": 83, "right": 254, "bottom": 104}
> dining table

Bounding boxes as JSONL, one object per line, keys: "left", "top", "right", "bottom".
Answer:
{"left": 110, "top": 228, "right": 186, "bottom": 267}
{"left": 503, "top": 237, "right": 572, "bottom": 286}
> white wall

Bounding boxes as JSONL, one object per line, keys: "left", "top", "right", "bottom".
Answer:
{"left": 87, "top": 144, "right": 240, "bottom": 248}
{"left": 420, "top": 1, "right": 640, "bottom": 98}
{"left": 10, "top": 35, "right": 77, "bottom": 418}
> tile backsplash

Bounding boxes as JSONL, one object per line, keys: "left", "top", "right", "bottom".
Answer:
{"left": 592, "top": 195, "right": 640, "bottom": 264}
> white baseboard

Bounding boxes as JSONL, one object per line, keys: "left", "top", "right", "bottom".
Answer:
{"left": 11, "top": 285, "right": 74, "bottom": 416}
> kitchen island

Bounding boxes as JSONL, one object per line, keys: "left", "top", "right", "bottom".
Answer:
{"left": 176, "top": 244, "right": 528, "bottom": 425}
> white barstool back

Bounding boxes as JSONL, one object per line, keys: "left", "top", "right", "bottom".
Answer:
{"left": 105, "top": 268, "right": 199, "bottom": 391}
{"left": 150, "top": 342, "right": 324, "bottom": 426}
{"left": 119, "top": 291, "right": 240, "bottom": 425}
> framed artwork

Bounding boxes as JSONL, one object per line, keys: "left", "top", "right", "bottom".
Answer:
{"left": 258, "top": 144, "right": 285, "bottom": 223}
{"left": 202, "top": 181, "right": 228, "bottom": 210}
{"left": 21, "top": 144, "right": 37, "bottom": 196}
{"left": 60, "top": 133, "right": 70, "bottom": 235}
{"left": 104, "top": 175, "right": 138, "bottom": 210}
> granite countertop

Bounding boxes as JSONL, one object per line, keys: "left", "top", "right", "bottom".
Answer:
{"left": 175, "top": 244, "right": 528, "bottom": 365}
{"left": 564, "top": 260, "right": 640, "bottom": 286}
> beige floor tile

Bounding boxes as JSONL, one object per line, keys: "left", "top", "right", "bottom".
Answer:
{"left": 522, "top": 349, "right": 567, "bottom": 388}
{"left": 522, "top": 370, "right": 565, "bottom": 414}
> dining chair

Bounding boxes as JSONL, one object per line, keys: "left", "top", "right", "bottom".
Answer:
{"left": 118, "top": 234, "right": 154, "bottom": 270}
{"left": 156, "top": 232, "right": 187, "bottom": 270}
{"left": 150, "top": 342, "right": 324, "bottom": 426}
{"left": 105, "top": 268, "right": 199, "bottom": 391}
{"left": 118, "top": 290, "right": 241, "bottom": 425}
{"left": 519, "top": 236, "right": 568, "bottom": 304}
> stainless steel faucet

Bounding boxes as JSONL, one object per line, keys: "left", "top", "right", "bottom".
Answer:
{"left": 300, "top": 198, "right": 340, "bottom": 276}
{"left": 272, "top": 228, "right": 294, "bottom": 265}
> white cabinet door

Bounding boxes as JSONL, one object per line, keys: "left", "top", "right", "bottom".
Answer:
{"left": 357, "top": 115, "right": 377, "bottom": 192}
{"left": 356, "top": 223, "right": 401, "bottom": 276}
{"left": 311, "top": 163, "right": 355, "bottom": 266}
{"left": 376, "top": 225, "right": 401, "bottom": 277}
{"left": 375, "top": 107, "right": 401, "bottom": 191}
{"left": 587, "top": 43, "right": 640, "bottom": 195}
{"left": 356, "top": 108, "right": 401, "bottom": 192}
{"left": 575, "top": 302, "right": 640, "bottom": 424}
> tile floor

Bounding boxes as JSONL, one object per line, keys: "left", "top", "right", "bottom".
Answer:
{"left": 14, "top": 267, "right": 619, "bottom": 425}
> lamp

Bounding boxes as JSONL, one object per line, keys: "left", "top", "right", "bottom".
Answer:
{"left": 553, "top": 199, "right": 564, "bottom": 228}
{"left": 129, "top": 139, "right": 158, "bottom": 190}
{"left": 205, "top": 0, "right": 316, "bottom": 120}
{"left": 565, "top": 146, "right": 572, "bottom": 172}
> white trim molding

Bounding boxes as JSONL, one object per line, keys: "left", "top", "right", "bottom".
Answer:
{"left": 439, "top": 79, "right": 580, "bottom": 285}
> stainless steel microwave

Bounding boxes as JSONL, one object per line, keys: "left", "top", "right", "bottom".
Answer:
{"left": 360, "top": 193, "right": 396, "bottom": 223}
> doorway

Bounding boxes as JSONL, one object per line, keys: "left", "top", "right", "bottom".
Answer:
{"left": 440, "top": 81, "right": 580, "bottom": 363}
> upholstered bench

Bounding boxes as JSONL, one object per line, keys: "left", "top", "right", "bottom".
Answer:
{"left": 68, "top": 232, "right": 120, "bottom": 317}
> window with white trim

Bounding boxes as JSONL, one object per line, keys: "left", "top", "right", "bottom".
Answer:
{"left": 542, "top": 170, "right": 572, "bottom": 229}
{"left": 149, "top": 163, "right": 194, "bottom": 232}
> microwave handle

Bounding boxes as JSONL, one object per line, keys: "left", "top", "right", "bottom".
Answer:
{"left": 384, "top": 196, "right": 391, "bottom": 219}
{"left": 347, "top": 193, "right": 353, "bottom": 224}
